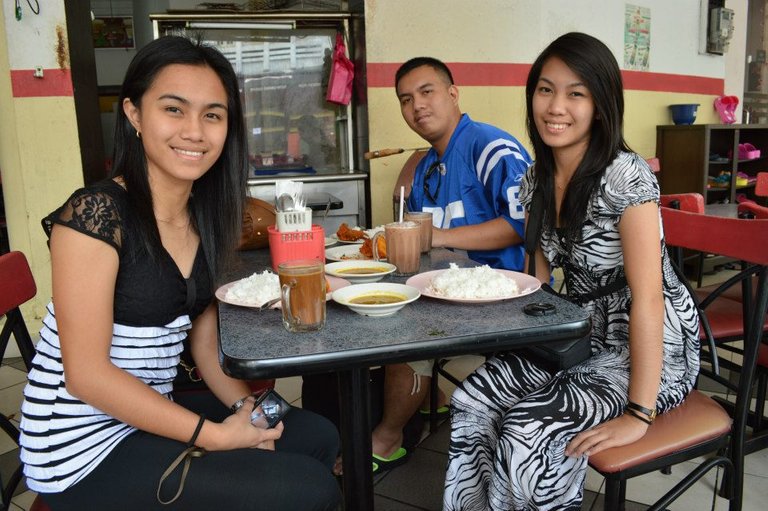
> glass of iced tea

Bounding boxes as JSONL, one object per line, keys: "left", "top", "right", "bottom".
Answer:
{"left": 278, "top": 259, "right": 326, "bottom": 332}
{"left": 373, "top": 221, "right": 421, "bottom": 276}
{"left": 404, "top": 211, "right": 433, "bottom": 253}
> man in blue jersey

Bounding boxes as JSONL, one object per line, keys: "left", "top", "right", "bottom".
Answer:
{"left": 371, "top": 57, "right": 532, "bottom": 472}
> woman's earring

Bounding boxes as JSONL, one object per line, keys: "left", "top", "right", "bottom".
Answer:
{"left": 136, "top": 130, "right": 141, "bottom": 139}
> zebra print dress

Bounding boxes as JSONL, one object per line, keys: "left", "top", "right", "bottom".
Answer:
{"left": 443, "top": 152, "right": 700, "bottom": 510}
{"left": 19, "top": 180, "right": 213, "bottom": 493}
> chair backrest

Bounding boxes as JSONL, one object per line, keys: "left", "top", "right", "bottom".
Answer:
{"left": 659, "top": 192, "right": 704, "bottom": 213}
{"left": 645, "top": 157, "right": 660, "bottom": 173}
{"left": 0, "top": 251, "right": 37, "bottom": 370}
{"left": 661, "top": 207, "right": 768, "bottom": 266}
{"left": 756, "top": 172, "right": 767, "bottom": 198}
{"left": 738, "top": 201, "right": 768, "bottom": 219}
{"left": 0, "top": 251, "right": 36, "bottom": 317}
{"left": 392, "top": 149, "right": 428, "bottom": 219}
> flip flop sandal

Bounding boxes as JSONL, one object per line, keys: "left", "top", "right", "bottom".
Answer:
{"left": 419, "top": 405, "right": 450, "bottom": 418}
{"left": 372, "top": 447, "right": 409, "bottom": 473}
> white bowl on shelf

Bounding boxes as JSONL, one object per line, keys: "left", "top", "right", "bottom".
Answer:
{"left": 332, "top": 283, "right": 420, "bottom": 317}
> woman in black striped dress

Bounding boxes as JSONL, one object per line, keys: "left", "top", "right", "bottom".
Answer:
{"left": 443, "top": 32, "right": 700, "bottom": 510}
{"left": 19, "top": 36, "right": 340, "bottom": 510}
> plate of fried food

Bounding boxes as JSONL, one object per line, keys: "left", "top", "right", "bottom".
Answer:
{"left": 331, "top": 223, "right": 385, "bottom": 244}
{"left": 326, "top": 235, "right": 387, "bottom": 262}
{"left": 332, "top": 223, "right": 366, "bottom": 244}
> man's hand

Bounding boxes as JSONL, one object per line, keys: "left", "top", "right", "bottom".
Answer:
{"left": 431, "top": 217, "right": 521, "bottom": 251}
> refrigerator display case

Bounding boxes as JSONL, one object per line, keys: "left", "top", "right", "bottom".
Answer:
{"left": 151, "top": 11, "right": 368, "bottom": 231}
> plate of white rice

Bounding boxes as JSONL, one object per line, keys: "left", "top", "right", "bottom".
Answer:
{"left": 216, "top": 270, "right": 350, "bottom": 308}
{"left": 405, "top": 264, "right": 541, "bottom": 303}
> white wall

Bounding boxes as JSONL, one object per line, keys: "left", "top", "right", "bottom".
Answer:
{"left": 725, "top": 0, "right": 748, "bottom": 121}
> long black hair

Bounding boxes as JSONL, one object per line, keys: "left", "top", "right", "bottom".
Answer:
{"left": 525, "top": 32, "right": 631, "bottom": 242}
{"left": 112, "top": 35, "right": 247, "bottom": 281}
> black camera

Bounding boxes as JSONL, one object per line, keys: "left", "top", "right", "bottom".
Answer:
{"left": 250, "top": 389, "right": 291, "bottom": 429}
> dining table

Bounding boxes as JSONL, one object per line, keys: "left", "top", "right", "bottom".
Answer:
{"left": 217, "top": 247, "right": 591, "bottom": 511}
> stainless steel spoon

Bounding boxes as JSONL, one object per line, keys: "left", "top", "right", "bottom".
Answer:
{"left": 277, "top": 193, "right": 294, "bottom": 212}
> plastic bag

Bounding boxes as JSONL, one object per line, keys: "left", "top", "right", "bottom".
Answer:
{"left": 326, "top": 32, "right": 354, "bottom": 105}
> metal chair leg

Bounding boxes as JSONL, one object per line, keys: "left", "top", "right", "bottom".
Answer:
{"left": 428, "top": 360, "right": 440, "bottom": 433}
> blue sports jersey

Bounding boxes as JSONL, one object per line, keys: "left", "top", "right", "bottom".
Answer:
{"left": 407, "top": 114, "right": 531, "bottom": 270}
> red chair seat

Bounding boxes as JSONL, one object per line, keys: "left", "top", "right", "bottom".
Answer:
{"left": 697, "top": 296, "right": 767, "bottom": 341}
{"left": 589, "top": 390, "right": 731, "bottom": 473}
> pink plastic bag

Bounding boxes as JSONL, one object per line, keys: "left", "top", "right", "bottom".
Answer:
{"left": 326, "top": 33, "right": 354, "bottom": 106}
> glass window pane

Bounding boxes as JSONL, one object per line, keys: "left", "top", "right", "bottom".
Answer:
{"left": 196, "top": 28, "right": 345, "bottom": 175}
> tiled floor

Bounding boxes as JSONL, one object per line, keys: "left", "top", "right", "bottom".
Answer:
{"left": 3, "top": 268, "right": 768, "bottom": 510}
{"left": 2, "top": 361, "right": 768, "bottom": 510}
{"left": 274, "top": 360, "right": 768, "bottom": 511}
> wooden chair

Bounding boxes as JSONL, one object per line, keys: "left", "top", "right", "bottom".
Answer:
{"left": 0, "top": 251, "right": 48, "bottom": 511}
{"left": 392, "top": 149, "right": 427, "bottom": 220}
{"left": 588, "top": 205, "right": 768, "bottom": 511}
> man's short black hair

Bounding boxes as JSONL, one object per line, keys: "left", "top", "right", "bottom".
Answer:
{"left": 395, "top": 57, "right": 454, "bottom": 89}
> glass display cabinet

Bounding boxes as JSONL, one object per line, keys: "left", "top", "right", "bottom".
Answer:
{"left": 151, "top": 11, "right": 368, "bottom": 231}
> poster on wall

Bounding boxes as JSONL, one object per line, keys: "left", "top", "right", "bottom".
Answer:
{"left": 624, "top": 4, "right": 650, "bottom": 70}
{"left": 92, "top": 16, "right": 135, "bottom": 49}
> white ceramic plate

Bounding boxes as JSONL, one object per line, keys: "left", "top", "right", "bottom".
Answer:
{"left": 216, "top": 275, "right": 350, "bottom": 308}
{"left": 325, "top": 260, "right": 397, "bottom": 284}
{"left": 332, "top": 283, "right": 420, "bottom": 317}
{"left": 332, "top": 236, "right": 365, "bottom": 245}
{"left": 325, "top": 244, "right": 377, "bottom": 262}
{"left": 330, "top": 226, "right": 385, "bottom": 244}
{"left": 324, "top": 237, "right": 337, "bottom": 247}
{"left": 405, "top": 269, "right": 541, "bottom": 304}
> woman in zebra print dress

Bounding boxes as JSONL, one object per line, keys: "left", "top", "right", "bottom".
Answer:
{"left": 443, "top": 33, "right": 700, "bottom": 510}
{"left": 19, "top": 37, "right": 340, "bottom": 510}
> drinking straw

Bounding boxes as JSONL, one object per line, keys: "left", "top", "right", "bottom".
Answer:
{"left": 399, "top": 186, "right": 405, "bottom": 223}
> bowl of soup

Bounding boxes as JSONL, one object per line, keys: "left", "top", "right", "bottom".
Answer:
{"left": 325, "top": 260, "right": 397, "bottom": 283}
{"left": 332, "top": 283, "right": 420, "bottom": 317}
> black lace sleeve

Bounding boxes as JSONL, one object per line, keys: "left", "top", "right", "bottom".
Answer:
{"left": 42, "top": 185, "right": 123, "bottom": 251}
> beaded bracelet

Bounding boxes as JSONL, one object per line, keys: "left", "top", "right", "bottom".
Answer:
{"left": 626, "top": 401, "right": 657, "bottom": 422}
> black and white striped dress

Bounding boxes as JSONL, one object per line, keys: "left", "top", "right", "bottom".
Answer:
{"left": 444, "top": 152, "right": 700, "bottom": 510}
{"left": 19, "top": 180, "right": 213, "bottom": 494}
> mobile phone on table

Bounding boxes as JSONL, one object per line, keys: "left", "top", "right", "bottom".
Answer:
{"left": 250, "top": 389, "right": 291, "bottom": 429}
